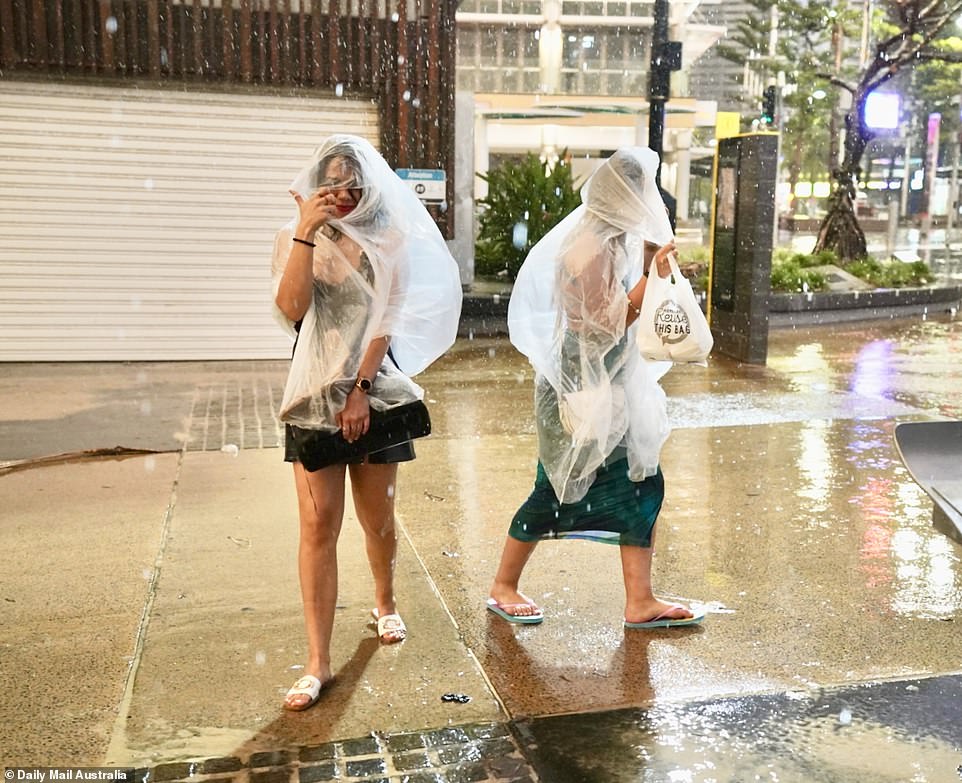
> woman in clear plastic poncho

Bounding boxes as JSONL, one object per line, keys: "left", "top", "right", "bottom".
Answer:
{"left": 486, "top": 148, "right": 703, "bottom": 630}
{"left": 271, "top": 135, "right": 462, "bottom": 710}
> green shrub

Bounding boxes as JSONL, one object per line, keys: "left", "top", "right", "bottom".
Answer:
{"left": 688, "top": 246, "right": 934, "bottom": 295}
{"left": 770, "top": 258, "right": 828, "bottom": 293}
{"left": 811, "top": 249, "right": 841, "bottom": 267}
{"left": 475, "top": 154, "right": 582, "bottom": 281}
{"left": 846, "top": 258, "right": 935, "bottom": 288}
{"left": 678, "top": 245, "right": 710, "bottom": 266}
{"left": 772, "top": 247, "right": 796, "bottom": 265}
{"left": 677, "top": 245, "right": 710, "bottom": 293}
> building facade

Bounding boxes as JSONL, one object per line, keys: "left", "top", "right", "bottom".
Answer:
{"left": 455, "top": 0, "right": 726, "bottom": 227}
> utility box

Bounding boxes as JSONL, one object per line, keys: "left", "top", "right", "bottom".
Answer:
{"left": 708, "top": 132, "right": 778, "bottom": 364}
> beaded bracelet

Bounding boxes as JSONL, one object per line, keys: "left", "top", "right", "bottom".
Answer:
{"left": 626, "top": 297, "right": 641, "bottom": 316}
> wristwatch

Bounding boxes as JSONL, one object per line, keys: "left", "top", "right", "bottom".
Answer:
{"left": 355, "top": 376, "right": 373, "bottom": 393}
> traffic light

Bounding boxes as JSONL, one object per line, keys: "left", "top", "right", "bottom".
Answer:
{"left": 761, "top": 85, "right": 777, "bottom": 126}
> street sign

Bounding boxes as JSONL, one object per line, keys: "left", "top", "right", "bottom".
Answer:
{"left": 395, "top": 168, "right": 446, "bottom": 203}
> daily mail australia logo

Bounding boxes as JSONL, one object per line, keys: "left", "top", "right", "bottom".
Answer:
{"left": 653, "top": 300, "right": 691, "bottom": 344}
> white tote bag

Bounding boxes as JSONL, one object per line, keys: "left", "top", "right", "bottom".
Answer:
{"left": 635, "top": 255, "right": 713, "bottom": 364}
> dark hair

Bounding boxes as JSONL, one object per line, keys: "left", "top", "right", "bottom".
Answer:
{"left": 313, "top": 145, "right": 363, "bottom": 191}
{"left": 312, "top": 142, "right": 387, "bottom": 230}
{"left": 607, "top": 150, "right": 646, "bottom": 197}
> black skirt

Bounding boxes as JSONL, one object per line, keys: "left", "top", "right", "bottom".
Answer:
{"left": 284, "top": 424, "right": 415, "bottom": 465}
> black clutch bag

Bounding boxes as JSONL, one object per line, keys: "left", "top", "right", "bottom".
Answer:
{"left": 290, "top": 400, "right": 432, "bottom": 472}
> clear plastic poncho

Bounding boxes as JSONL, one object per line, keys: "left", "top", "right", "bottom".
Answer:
{"left": 271, "top": 134, "right": 463, "bottom": 430}
{"left": 508, "top": 147, "right": 675, "bottom": 504}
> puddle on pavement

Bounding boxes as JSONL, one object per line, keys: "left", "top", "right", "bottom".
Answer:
{"left": 108, "top": 724, "right": 257, "bottom": 768}
{"left": 518, "top": 675, "right": 962, "bottom": 783}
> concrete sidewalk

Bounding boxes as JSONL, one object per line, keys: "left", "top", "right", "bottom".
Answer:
{"left": 2, "top": 318, "right": 962, "bottom": 781}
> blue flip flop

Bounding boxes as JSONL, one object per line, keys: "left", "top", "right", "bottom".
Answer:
{"left": 624, "top": 604, "right": 705, "bottom": 629}
{"left": 486, "top": 596, "right": 544, "bottom": 625}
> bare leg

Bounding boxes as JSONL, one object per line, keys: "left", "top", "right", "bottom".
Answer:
{"left": 621, "top": 536, "right": 693, "bottom": 624}
{"left": 349, "top": 461, "right": 403, "bottom": 642}
{"left": 488, "top": 536, "right": 541, "bottom": 617}
{"left": 286, "top": 462, "right": 346, "bottom": 708}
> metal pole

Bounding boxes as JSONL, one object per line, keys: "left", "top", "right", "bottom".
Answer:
{"left": 648, "top": 0, "right": 669, "bottom": 188}
{"left": 900, "top": 132, "right": 912, "bottom": 219}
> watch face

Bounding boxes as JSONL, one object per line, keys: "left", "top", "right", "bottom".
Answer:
{"left": 357, "top": 377, "right": 372, "bottom": 391}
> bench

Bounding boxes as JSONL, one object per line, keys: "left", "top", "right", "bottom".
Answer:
{"left": 894, "top": 420, "right": 962, "bottom": 545}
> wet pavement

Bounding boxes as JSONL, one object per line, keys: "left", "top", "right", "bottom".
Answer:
{"left": 2, "top": 316, "right": 962, "bottom": 781}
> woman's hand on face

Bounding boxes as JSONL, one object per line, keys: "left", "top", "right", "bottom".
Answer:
{"left": 335, "top": 389, "right": 371, "bottom": 443}
{"left": 290, "top": 188, "right": 339, "bottom": 235}
{"left": 651, "top": 240, "right": 677, "bottom": 278}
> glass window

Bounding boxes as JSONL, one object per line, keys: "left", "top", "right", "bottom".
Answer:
{"left": 522, "top": 69, "right": 541, "bottom": 92}
{"left": 456, "top": 69, "right": 476, "bottom": 91}
{"left": 479, "top": 29, "right": 501, "bottom": 65}
{"left": 500, "top": 36, "right": 517, "bottom": 62}
{"left": 457, "top": 29, "right": 478, "bottom": 65}
{"left": 478, "top": 69, "right": 499, "bottom": 91}
{"left": 563, "top": 29, "right": 601, "bottom": 69}
{"left": 520, "top": 30, "right": 540, "bottom": 61}
{"left": 606, "top": 1, "right": 625, "bottom": 15}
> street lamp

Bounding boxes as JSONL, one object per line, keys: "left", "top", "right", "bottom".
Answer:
{"left": 864, "top": 91, "right": 902, "bottom": 253}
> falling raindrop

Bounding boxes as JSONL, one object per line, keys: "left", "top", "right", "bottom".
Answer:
{"left": 387, "top": 483, "right": 395, "bottom": 498}
{"left": 397, "top": 54, "right": 406, "bottom": 65}
{"left": 512, "top": 222, "right": 528, "bottom": 249}
{"left": 335, "top": 82, "right": 344, "bottom": 97}
{"left": 144, "top": 456, "right": 156, "bottom": 473}
{"left": 838, "top": 708, "right": 852, "bottom": 725}
{"left": 412, "top": 97, "right": 421, "bottom": 109}
{"left": 144, "top": 178, "right": 154, "bottom": 190}
{"left": 391, "top": 11, "right": 400, "bottom": 22}
{"left": 255, "top": 651, "right": 266, "bottom": 666}
{"left": 160, "top": 47, "right": 169, "bottom": 68}
{"left": 105, "top": 16, "right": 118, "bottom": 34}
{"left": 402, "top": 89, "right": 411, "bottom": 101}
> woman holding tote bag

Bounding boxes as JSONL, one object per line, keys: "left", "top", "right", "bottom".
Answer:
{"left": 487, "top": 147, "right": 704, "bottom": 630}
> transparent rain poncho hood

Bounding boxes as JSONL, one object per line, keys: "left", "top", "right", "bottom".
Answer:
{"left": 508, "top": 147, "right": 674, "bottom": 503}
{"left": 271, "top": 134, "right": 462, "bottom": 429}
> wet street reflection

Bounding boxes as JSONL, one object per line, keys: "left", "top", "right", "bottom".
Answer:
{"left": 396, "top": 316, "right": 962, "bottom": 779}
{"left": 2, "top": 316, "right": 961, "bottom": 777}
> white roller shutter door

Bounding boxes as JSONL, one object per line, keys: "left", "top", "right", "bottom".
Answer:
{"left": 0, "top": 80, "right": 378, "bottom": 360}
